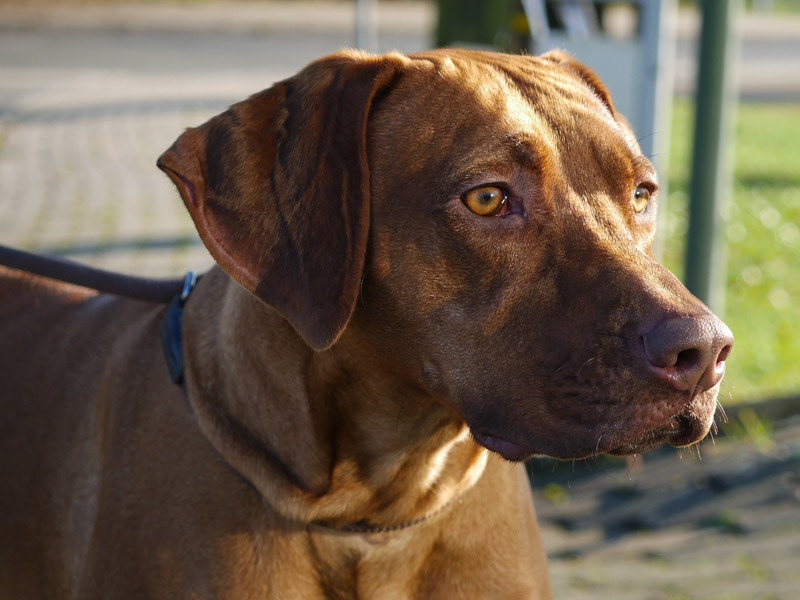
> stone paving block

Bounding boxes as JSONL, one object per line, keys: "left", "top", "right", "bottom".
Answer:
{"left": 0, "top": 78, "right": 239, "bottom": 276}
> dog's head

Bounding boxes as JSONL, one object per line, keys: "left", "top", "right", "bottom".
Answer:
{"left": 158, "top": 49, "right": 732, "bottom": 462}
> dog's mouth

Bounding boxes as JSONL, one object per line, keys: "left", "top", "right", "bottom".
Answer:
{"left": 472, "top": 402, "right": 716, "bottom": 462}
{"left": 607, "top": 408, "right": 713, "bottom": 456}
{"left": 471, "top": 432, "right": 533, "bottom": 462}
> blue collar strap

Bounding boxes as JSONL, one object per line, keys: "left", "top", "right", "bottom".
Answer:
{"left": 161, "top": 271, "right": 198, "bottom": 386}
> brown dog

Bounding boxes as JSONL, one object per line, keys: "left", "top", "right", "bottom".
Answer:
{"left": 0, "top": 49, "right": 732, "bottom": 599}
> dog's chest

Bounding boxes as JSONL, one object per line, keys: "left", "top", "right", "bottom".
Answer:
{"left": 304, "top": 530, "right": 429, "bottom": 600}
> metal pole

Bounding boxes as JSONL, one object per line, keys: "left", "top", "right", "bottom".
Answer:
{"left": 645, "top": 0, "right": 678, "bottom": 262}
{"left": 684, "top": 0, "right": 740, "bottom": 313}
{"left": 521, "top": 0, "right": 550, "bottom": 49}
{"left": 355, "top": 0, "right": 378, "bottom": 52}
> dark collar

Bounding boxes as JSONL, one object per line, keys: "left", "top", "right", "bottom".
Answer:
{"left": 161, "top": 271, "right": 198, "bottom": 386}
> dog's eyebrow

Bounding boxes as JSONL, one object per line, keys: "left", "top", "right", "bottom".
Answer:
{"left": 445, "top": 133, "right": 542, "bottom": 188}
{"left": 506, "top": 132, "right": 534, "bottom": 152}
{"left": 505, "top": 132, "right": 545, "bottom": 170}
{"left": 632, "top": 155, "right": 658, "bottom": 184}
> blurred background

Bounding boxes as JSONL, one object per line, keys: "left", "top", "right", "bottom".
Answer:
{"left": 1, "top": 1, "right": 798, "bottom": 598}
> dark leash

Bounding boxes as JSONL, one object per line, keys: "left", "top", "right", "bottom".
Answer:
{"left": 0, "top": 244, "right": 197, "bottom": 385}
{"left": 0, "top": 244, "right": 189, "bottom": 303}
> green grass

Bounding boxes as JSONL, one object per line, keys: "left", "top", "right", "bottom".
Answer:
{"left": 662, "top": 100, "right": 800, "bottom": 402}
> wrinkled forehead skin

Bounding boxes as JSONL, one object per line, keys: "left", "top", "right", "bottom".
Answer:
{"left": 359, "top": 49, "right": 708, "bottom": 460}
{"left": 373, "top": 50, "right": 651, "bottom": 224}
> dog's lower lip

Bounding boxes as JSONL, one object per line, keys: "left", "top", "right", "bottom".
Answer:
{"left": 668, "top": 411, "right": 709, "bottom": 448}
{"left": 607, "top": 410, "right": 712, "bottom": 455}
{"left": 472, "top": 432, "right": 532, "bottom": 461}
{"left": 607, "top": 433, "right": 670, "bottom": 456}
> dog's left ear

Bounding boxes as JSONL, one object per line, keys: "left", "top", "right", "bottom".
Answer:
{"left": 158, "top": 51, "right": 405, "bottom": 350}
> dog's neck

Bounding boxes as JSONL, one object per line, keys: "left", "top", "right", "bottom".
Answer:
{"left": 181, "top": 268, "right": 488, "bottom": 530}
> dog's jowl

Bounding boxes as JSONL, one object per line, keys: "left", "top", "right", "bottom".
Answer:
{"left": 0, "top": 49, "right": 732, "bottom": 599}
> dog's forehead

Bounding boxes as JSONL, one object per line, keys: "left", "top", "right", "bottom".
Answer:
{"left": 374, "top": 51, "right": 633, "bottom": 169}
{"left": 406, "top": 51, "right": 618, "bottom": 130}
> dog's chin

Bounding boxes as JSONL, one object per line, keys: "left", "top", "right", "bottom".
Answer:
{"left": 606, "top": 410, "right": 714, "bottom": 456}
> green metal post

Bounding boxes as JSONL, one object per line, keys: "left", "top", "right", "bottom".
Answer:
{"left": 436, "top": 0, "right": 513, "bottom": 49}
{"left": 684, "top": 0, "right": 740, "bottom": 313}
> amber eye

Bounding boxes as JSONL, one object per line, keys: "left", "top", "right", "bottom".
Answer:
{"left": 462, "top": 186, "right": 507, "bottom": 216}
{"left": 632, "top": 185, "right": 651, "bottom": 213}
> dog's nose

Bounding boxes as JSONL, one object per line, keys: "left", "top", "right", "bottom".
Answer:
{"left": 641, "top": 315, "right": 733, "bottom": 395}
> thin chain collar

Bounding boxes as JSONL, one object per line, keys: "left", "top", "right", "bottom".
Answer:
{"left": 313, "top": 496, "right": 462, "bottom": 534}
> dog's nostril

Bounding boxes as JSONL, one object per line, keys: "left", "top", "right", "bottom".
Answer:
{"left": 716, "top": 343, "right": 732, "bottom": 364}
{"left": 674, "top": 347, "right": 701, "bottom": 371}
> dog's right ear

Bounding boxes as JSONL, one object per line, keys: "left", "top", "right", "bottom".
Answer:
{"left": 542, "top": 49, "right": 642, "bottom": 150}
{"left": 541, "top": 50, "right": 617, "bottom": 116}
{"left": 158, "top": 51, "right": 406, "bottom": 350}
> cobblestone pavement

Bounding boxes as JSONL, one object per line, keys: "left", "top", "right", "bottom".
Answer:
{"left": 0, "top": 88, "right": 214, "bottom": 275}
{"left": 531, "top": 407, "right": 800, "bottom": 599}
{"left": 0, "top": 73, "right": 243, "bottom": 276}
{"left": 1, "top": 4, "right": 799, "bottom": 599}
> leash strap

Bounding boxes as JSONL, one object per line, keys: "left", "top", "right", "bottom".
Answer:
{"left": 0, "top": 244, "right": 185, "bottom": 304}
{"left": 161, "top": 271, "right": 198, "bottom": 385}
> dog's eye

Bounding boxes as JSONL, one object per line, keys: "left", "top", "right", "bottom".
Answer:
{"left": 462, "top": 186, "right": 508, "bottom": 216}
{"left": 632, "top": 185, "right": 651, "bottom": 213}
